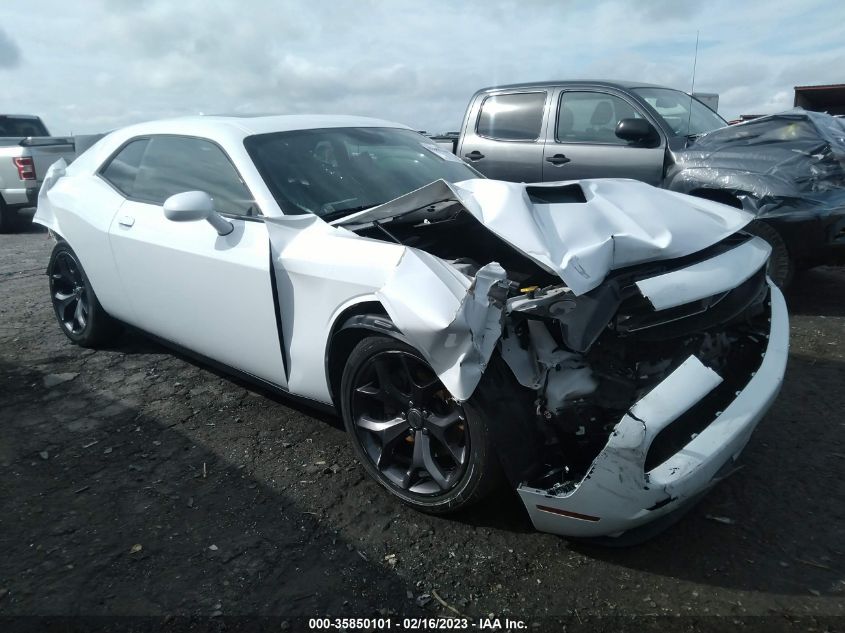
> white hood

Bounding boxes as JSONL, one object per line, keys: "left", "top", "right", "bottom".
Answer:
{"left": 337, "top": 178, "right": 753, "bottom": 295}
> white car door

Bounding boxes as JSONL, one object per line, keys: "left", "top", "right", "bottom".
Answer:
{"left": 103, "top": 135, "right": 287, "bottom": 387}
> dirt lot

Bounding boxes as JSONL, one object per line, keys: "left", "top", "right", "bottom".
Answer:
{"left": 1, "top": 223, "right": 843, "bottom": 632}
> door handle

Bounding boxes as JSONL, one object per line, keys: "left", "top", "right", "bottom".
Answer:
{"left": 464, "top": 150, "right": 485, "bottom": 161}
{"left": 118, "top": 215, "right": 135, "bottom": 228}
{"left": 546, "top": 154, "right": 571, "bottom": 166}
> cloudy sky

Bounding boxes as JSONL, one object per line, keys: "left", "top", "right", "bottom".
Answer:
{"left": 1, "top": 0, "right": 844, "bottom": 135}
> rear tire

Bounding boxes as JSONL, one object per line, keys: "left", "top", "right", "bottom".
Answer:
{"left": 47, "top": 242, "right": 121, "bottom": 347}
{"left": 743, "top": 220, "right": 794, "bottom": 289}
{"left": 340, "top": 335, "right": 503, "bottom": 514}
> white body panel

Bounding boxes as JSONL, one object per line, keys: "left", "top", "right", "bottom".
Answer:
{"left": 636, "top": 236, "right": 771, "bottom": 310}
{"left": 339, "top": 177, "right": 752, "bottom": 296}
{"left": 37, "top": 165, "right": 129, "bottom": 319}
{"left": 109, "top": 199, "right": 286, "bottom": 386}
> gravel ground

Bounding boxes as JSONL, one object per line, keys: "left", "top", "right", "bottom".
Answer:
{"left": 1, "top": 223, "right": 843, "bottom": 632}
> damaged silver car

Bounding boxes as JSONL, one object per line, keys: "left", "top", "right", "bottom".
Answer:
{"left": 35, "top": 115, "right": 789, "bottom": 542}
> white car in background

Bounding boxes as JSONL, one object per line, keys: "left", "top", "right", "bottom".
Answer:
{"left": 35, "top": 114, "right": 789, "bottom": 542}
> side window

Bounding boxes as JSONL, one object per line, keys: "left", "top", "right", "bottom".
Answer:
{"left": 132, "top": 136, "right": 258, "bottom": 216}
{"left": 101, "top": 138, "right": 150, "bottom": 197}
{"left": 557, "top": 91, "right": 642, "bottom": 144}
{"left": 476, "top": 92, "right": 546, "bottom": 141}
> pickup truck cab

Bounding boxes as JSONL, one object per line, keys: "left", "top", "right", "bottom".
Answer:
{"left": 1, "top": 114, "right": 76, "bottom": 232}
{"left": 457, "top": 80, "right": 725, "bottom": 184}
{"left": 456, "top": 81, "right": 845, "bottom": 287}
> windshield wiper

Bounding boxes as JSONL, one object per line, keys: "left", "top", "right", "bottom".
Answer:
{"left": 683, "top": 132, "right": 705, "bottom": 148}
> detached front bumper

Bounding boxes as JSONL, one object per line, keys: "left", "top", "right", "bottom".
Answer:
{"left": 517, "top": 280, "right": 789, "bottom": 538}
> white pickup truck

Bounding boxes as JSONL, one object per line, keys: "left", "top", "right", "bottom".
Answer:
{"left": 1, "top": 114, "right": 76, "bottom": 232}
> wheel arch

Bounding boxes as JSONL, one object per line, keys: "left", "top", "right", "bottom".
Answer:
{"left": 324, "top": 300, "right": 407, "bottom": 407}
{"left": 687, "top": 187, "right": 744, "bottom": 209}
{"left": 687, "top": 187, "right": 796, "bottom": 286}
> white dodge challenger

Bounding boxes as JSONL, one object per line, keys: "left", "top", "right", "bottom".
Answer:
{"left": 35, "top": 115, "right": 789, "bottom": 542}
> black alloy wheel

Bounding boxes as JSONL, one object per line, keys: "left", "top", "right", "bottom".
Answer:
{"left": 50, "top": 249, "right": 90, "bottom": 336}
{"left": 341, "top": 335, "right": 505, "bottom": 514}
{"left": 47, "top": 242, "right": 120, "bottom": 347}
{"left": 349, "top": 348, "right": 469, "bottom": 495}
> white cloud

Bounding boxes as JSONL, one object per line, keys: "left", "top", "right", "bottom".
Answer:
{"left": 0, "top": 0, "right": 843, "bottom": 134}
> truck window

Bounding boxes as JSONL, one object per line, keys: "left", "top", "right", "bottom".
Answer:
{"left": 557, "top": 91, "right": 641, "bottom": 145}
{"left": 476, "top": 92, "right": 546, "bottom": 141}
{"left": 0, "top": 116, "right": 49, "bottom": 137}
{"left": 632, "top": 87, "right": 726, "bottom": 136}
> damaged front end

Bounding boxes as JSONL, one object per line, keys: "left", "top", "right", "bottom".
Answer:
{"left": 511, "top": 237, "right": 786, "bottom": 538}
{"left": 337, "top": 177, "right": 789, "bottom": 538}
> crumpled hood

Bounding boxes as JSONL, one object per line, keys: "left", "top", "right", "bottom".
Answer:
{"left": 337, "top": 177, "right": 753, "bottom": 295}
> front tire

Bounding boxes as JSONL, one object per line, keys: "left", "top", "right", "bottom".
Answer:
{"left": 743, "top": 220, "right": 794, "bottom": 289}
{"left": 48, "top": 242, "right": 121, "bottom": 347}
{"left": 340, "top": 335, "right": 502, "bottom": 514}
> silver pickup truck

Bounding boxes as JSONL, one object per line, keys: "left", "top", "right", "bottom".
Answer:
{"left": 452, "top": 81, "right": 845, "bottom": 287}
{"left": 1, "top": 114, "right": 76, "bottom": 233}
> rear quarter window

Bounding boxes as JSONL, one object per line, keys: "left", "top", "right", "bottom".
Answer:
{"left": 100, "top": 138, "right": 150, "bottom": 197}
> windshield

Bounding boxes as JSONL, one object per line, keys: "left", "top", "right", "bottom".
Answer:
{"left": 244, "top": 127, "right": 479, "bottom": 219}
{"left": 0, "top": 116, "right": 49, "bottom": 137}
{"left": 632, "top": 87, "right": 727, "bottom": 137}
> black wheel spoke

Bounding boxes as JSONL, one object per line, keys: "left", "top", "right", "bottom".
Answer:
{"left": 54, "top": 291, "right": 76, "bottom": 311}
{"left": 75, "top": 299, "right": 88, "bottom": 330}
{"left": 356, "top": 414, "right": 410, "bottom": 470}
{"left": 419, "top": 432, "right": 449, "bottom": 490}
{"left": 73, "top": 298, "right": 84, "bottom": 326}
{"left": 414, "top": 377, "right": 440, "bottom": 403}
{"left": 355, "top": 383, "right": 381, "bottom": 397}
{"left": 399, "top": 355, "right": 439, "bottom": 403}
{"left": 427, "top": 409, "right": 464, "bottom": 430}
{"left": 427, "top": 424, "right": 466, "bottom": 466}
{"left": 355, "top": 380, "right": 402, "bottom": 408}
{"left": 401, "top": 465, "right": 417, "bottom": 489}
{"left": 356, "top": 414, "right": 409, "bottom": 442}
{"left": 373, "top": 357, "right": 409, "bottom": 407}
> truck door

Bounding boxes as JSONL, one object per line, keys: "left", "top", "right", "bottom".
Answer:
{"left": 457, "top": 91, "right": 548, "bottom": 183}
{"left": 542, "top": 89, "right": 665, "bottom": 185}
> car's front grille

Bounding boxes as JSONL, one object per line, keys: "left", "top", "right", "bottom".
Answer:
{"left": 642, "top": 290, "right": 772, "bottom": 472}
{"left": 613, "top": 264, "right": 769, "bottom": 342}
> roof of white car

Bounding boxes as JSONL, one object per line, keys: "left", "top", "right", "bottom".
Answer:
{"left": 117, "top": 114, "right": 410, "bottom": 140}
{"left": 70, "top": 114, "right": 417, "bottom": 176}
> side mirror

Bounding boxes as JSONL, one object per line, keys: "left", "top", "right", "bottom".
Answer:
{"left": 163, "top": 191, "right": 233, "bottom": 236}
{"left": 615, "top": 118, "right": 659, "bottom": 146}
